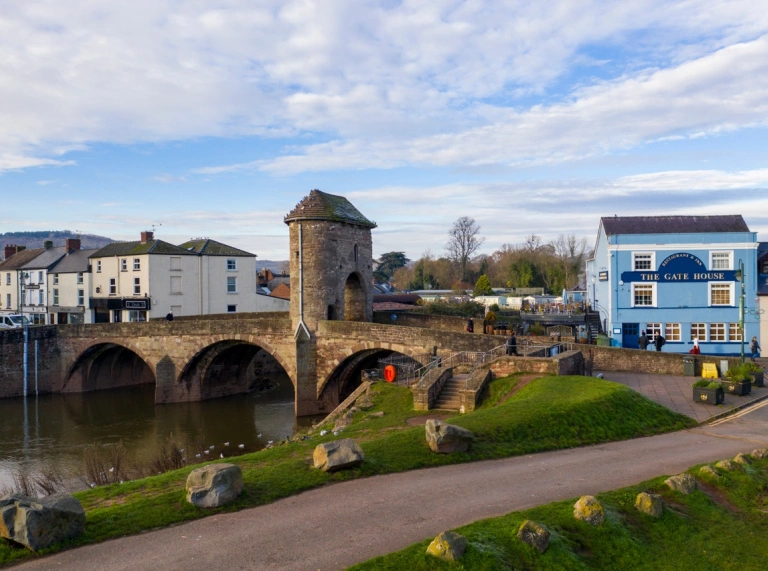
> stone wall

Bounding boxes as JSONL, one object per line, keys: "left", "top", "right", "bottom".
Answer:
{"left": 490, "top": 356, "right": 558, "bottom": 377}
{"left": 459, "top": 368, "right": 493, "bottom": 412}
{"left": 0, "top": 326, "right": 61, "bottom": 398}
{"left": 574, "top": 344, "right": 741, "bottom": 376}
{"left": 412, "top": 366, "right": 453, "bottom": 411}
{"left": 372, "top": 312, "right": 481, "bottom": 334}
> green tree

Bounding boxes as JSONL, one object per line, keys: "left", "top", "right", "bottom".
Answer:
{"left": 374, "top": 251, "right": 409, "bottom": 281}
{"left": 473, "top": 274, "right": 493, "bottom": 296}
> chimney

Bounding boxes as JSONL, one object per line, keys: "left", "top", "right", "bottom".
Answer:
{"left": 44, "top": 240, "right": 53, "bottom": 249}
{"left": 65, "top": 238, "right": 81, "bottom": 252}
{"left": 4, "top": 244, "right": 17, "bottom": 260}
{"left": 141, "top": 231, "right": 154, "bottom": 244}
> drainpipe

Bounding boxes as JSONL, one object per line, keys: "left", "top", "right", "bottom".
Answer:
{"left": 294, "top": 222, "right": 310, "bottom": 339}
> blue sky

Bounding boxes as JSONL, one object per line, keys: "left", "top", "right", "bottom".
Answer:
{"left": 1, "top": 0, "right": 768, "bottom": 260}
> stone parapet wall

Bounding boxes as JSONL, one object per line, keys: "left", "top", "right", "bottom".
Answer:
{"left": 412, "top": 366, "right": 453, "bottom": 411}
{"left": 372, "top": 312, "right": 481, "bottom": 334}
{"left": 0, "top": 326, "right": 61, "bottom": 398}
{"left": 459, "top": 368, "right": 493, "bottom": 412}
{"left": 574, "top": 345, "right": 740, "bottom": 376}
{"left": 150, "top": 312, "right": 289, "bottom": 322}
{"left": 490, "top": 357, "right": 558, "bottom": 377}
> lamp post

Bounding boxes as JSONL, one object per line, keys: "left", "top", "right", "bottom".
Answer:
{"left": 735, "top": 260, "right": 746, "bottom": 364}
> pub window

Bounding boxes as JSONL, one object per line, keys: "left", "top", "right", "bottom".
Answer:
{"left": 227, "top": 259, "right": 237, "bottom": 271}
{"left": 665, "top": 323, "right": 681, "bottom": 342}
{"left": 227, "top": 276, "right": 237, "bottom": 293}
{"left": 631, "top": 283, "right": 656, "bottom": 307}
{"left": 729, "top": 322, "right": 742, "bottom": 342}
{"left": 109, "top": 278, "right": 117, "bottom": 295}
{"left": 691, "top": 323, "right": 707, "bottom": 342}
{"left": 632, "top": 252, "right": 654, "bottom": 271}
{"left": 133, "top": 277, "right": 141, "bottom": 295}
{"left": 127, "top": 310, "right": 146, "bottom": 322}
{"left": 710, "top": 323, "right": 726, "bottom": 342}
{"left": 133, "top": 258, "right": 140, "bottom": 271}
{"left": 710, "top": 251, "right": 733, "bottom": 270}
{"left": 709, "top": 282, "right": 733, "bottom": 306}
{"left": 77, "top": 272, "right": 83, "bottom": 284}
{"left": 53, "top": 274, "right": 59, "bottom": 285}
{"left": 646, "top": 323, "right": 662, "bottom": 341}
{"left": 77, "top": 289, "right": 84, "bottom": 306}
{"left": 96, "top": 260, "right": 102, "bottom": 273}
{"left": 53, "top": 289, "right": 59, "bottom": 305}
{"left": 170, "top": 256, "right": 182, "bottom": 271}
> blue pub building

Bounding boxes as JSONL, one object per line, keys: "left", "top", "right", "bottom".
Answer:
{"left": 586, "top": 215, "right": 758, "bottom": 355}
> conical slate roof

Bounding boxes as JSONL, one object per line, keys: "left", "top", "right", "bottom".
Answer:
{"left": 284, "top": 189, "right": 376, "bottom": 228}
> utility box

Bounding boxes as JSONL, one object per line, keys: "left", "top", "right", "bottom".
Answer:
{"left": 720, "top": 360, "right": 730, "bottom": 377}
{"left": 683, "top": 356, "right": 695, "bottom": 377}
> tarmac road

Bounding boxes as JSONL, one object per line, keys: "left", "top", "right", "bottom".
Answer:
{"left": 13, "top": 401, "right": 768, "bottom": 571}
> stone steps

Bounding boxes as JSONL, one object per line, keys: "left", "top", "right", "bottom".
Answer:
{"left": 433, "top": 375, "right": 468, "bottom": 411}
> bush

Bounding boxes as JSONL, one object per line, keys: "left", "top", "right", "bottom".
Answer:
{"left": 744, "top": 362, "right": 762, "bottom": 372}
{"left": 529, "top": 324, "right": 545, "bottom": 336}
{"left": 485, "top": 310, "right": 497, "bottom": 324}
{"left": 419, "top": 300, "right": 484, "bottom": 317}
{"left": 726, "top": 364, "right": 750, "bottom": 382}
{"left": 693, "top": 379, "right": 722, "bottom": 390}
{"left": 489, "top": 303, "right": 500, "bottom": 312}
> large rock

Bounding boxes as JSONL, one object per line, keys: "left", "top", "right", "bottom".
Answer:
{"left": 517, "top": 520, "right": 550, "bottom": 553}
{"left": 715, "top": 459, "right": 738, "bottom": 471}
{"left": 313, "top": 439, "right": 365, "bottom": 472}
{"left": 185, "top": 464, "right": 244, "bottom": 508}
{"left": 426, "top": 530, "right": 467, "bottom": 561}
{"left": 425, "top": 420, "right": 474, "bottom": 454}
{"left": 0, "top": 493, "right": 85, "bottom": 551}
{"left": 665, "top": 473, "right": 697, "bottom": 494}
{"left": 573, "top": 495, "right": 604, "bottom": 526}
{"left": 634, "top": 493, "right": 663, "bottom": 518}
{"left": 733, "top": 453, "right": 751, "bottom": 465}
{"left": 699, "top": 465, "right": 720, "bottom": 480}
{"left": 752, "top": 448, "right": 768, "bottom": 460}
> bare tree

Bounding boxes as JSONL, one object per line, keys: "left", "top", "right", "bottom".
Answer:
{"left": 445, "top": 216, "right": 485, "bottom": 282}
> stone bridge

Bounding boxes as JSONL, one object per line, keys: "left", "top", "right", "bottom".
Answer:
{"left": 0, "top": 313, "right": 505, "bottom": 416}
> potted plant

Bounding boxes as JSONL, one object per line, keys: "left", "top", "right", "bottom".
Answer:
{"left": 484, "top": 310, "right": 497, "bottom": 334}
{"left": 692, "top": 379, "right": 725, "bottom": 405}
{"left": 724, "top": 365, "right": 752, "bottom": 396}
{"left": 744, "top": 361, "right": 764, "bottom": 387}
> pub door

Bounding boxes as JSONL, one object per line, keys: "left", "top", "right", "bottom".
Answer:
{"left": 622, "top": 323, "right": 640, "bottom": 349}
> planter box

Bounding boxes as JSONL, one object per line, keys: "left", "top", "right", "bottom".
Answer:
{"left": 749, "top": 371, "right": 764, "bottom": 387}
{"left": 725, "top": 380, "right": 752, "bottom": 396}
{"left": 693, "top": 387, "right": 724, "bottom": 405}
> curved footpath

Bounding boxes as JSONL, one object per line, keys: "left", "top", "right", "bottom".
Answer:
{"left": 14, "top": 401, "right": 768, "bottom": 571}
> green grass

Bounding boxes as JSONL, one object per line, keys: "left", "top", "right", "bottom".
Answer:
{"left": 350, "top": 458, "right": 768, "bottom": 570}
{"left": 0, "top": 375, "right": 695, "bottom": 565}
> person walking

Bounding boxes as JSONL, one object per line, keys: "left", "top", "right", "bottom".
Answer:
{"left": 750, "top": 336, "right": 761, "bottom": 361}
{"left": 691, "top": 337, "right": 700, "bottom": 355}
{"left": 165, "top": 311, "right": 174, "bottom": 322}
{"left": 654, "top": 332, "right": 665, "bottom": 352}
{"left": 506, "top": 331, "right": 518, "bottom": 356}
{"left": 638, "top": 330, "right": 649, "bottom": 350}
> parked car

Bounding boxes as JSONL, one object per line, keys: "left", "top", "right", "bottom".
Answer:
{"left": 0, "top": 314, "right": 30, "bottom": 329}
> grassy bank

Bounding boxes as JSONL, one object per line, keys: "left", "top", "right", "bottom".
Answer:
{"left": 350, "top": 456, "right": 768, "bottom": 570}
{"left": 0, "top": 375, "right": 695, "bottom": 566}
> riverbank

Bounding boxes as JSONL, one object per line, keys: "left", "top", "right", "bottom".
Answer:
{"left": 0, "top": 375, "right": 694, "bottom": 566}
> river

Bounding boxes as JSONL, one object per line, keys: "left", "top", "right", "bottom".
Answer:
{"left": 0, "top": 373, "right": 316, "bottom": 491}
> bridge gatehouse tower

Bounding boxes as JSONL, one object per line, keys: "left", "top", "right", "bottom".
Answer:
{"left": 285, "top": 189, "right": 377, "bottom": 335}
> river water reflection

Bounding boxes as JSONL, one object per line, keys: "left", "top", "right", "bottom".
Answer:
{"left": 0, "top": 374, "right": 315, "bottom": 490}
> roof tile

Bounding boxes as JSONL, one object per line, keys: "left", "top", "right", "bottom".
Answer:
{"left": 284, "top": 189, "right": 376, "bottom": 228}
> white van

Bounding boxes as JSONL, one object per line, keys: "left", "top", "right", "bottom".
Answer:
{"left": 0, "top": 315, "right": 29, "bottom": 329}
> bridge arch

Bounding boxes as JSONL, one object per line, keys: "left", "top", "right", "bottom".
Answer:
{"left": 178, "top": 338, "right": 294, "bottom": 402}
{"left": 64, "top": 340, "right": 156, "bottom": 393}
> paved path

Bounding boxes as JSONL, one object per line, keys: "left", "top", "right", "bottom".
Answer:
{"left": 14, "top": 401, "right": 768, "bottom": 571}
{"left": 597, "top": 370, "right": 768, "bottom": 422}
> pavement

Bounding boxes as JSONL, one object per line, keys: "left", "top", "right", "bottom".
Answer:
{"left": 596, "top": 370, "right": 768, "bottom": 422}
{"left": 13, "top": 399, "right": 768, "bottom": 571}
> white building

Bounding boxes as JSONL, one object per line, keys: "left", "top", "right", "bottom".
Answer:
{"left": 48, "top": 246, "right": 99, "bottom": 324}
{"left": 18, "top": 244, "right": 67, "bottom": 324}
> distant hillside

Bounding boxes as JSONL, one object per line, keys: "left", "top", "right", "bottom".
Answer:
{"left": 0, "top": 231, "right": 113, "bottom": 251}
{"left": 257, "top": 260, "right": 289, "bottom": 274}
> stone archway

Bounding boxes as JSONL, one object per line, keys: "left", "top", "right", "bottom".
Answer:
{"left": 64, "top": 342, "right": 155, "bottom": 393}
{"left": 344, "top": 272, "right": 366, "bottom": 322}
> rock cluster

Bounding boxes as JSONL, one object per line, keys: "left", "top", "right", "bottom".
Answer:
{"left": 186, "top": 464, "right": 244, "bottom": 508}
{"left": 634, "top": 493, "right": 663, "bottom": 518}
{"left": 733, "top": 453, "right": 751, "bottom": 465}
{"left": 573, "top": 495, "right": 604, "bottom": 526}
{"left": 426, "top": 530, "right": 467, "bottom": 561}
{"left": 752, "top": 448, "right": 768, "bottom": 460}
{"left": 715, "top": 459, "right": 737, "bottom": 471}
{"left": 517, "top": 520, "right": 550, "bottom": 553}
{"left": 0, "top": 493, "right": 85, "bottom": 551}
{"left": 425, "top": 420, "right": 474, "bottom": 454}
{"left": 664, "top": 473, "right": 697, "bottom": 494}
{"left": 699, "top": 465, "right": 720, "bottom": 479}
{"left": 313, "top": 439, "right": 365, "bottom": 472}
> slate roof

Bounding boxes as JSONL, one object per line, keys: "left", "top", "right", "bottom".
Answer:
{"left": 178, "top": 239, "right": 255, "bottom": 257}
{"left": 49, "top": 249, "right": 100, "bottom": 273}
{"left": 89, "top": 240, "right": 195, "bottom": 258}
{"left": 601, "top": 215, "right": 750, "bottom": 236}
{"left": 0, "top": 248, "right": 45, "bottom": 271}
{"left": 284, "top": 189, "right": 377, "bottom": 228}
{"left": 20, "top": 247, "right": 66, "bottom": 270}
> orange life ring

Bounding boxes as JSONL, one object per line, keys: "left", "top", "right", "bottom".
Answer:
{"left": 383, "top": 365, "right": 397, "bottom": 383}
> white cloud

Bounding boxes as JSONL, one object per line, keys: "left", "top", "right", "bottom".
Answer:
{"left": 2, "top": 1, "right": 768, "bottom": 172}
